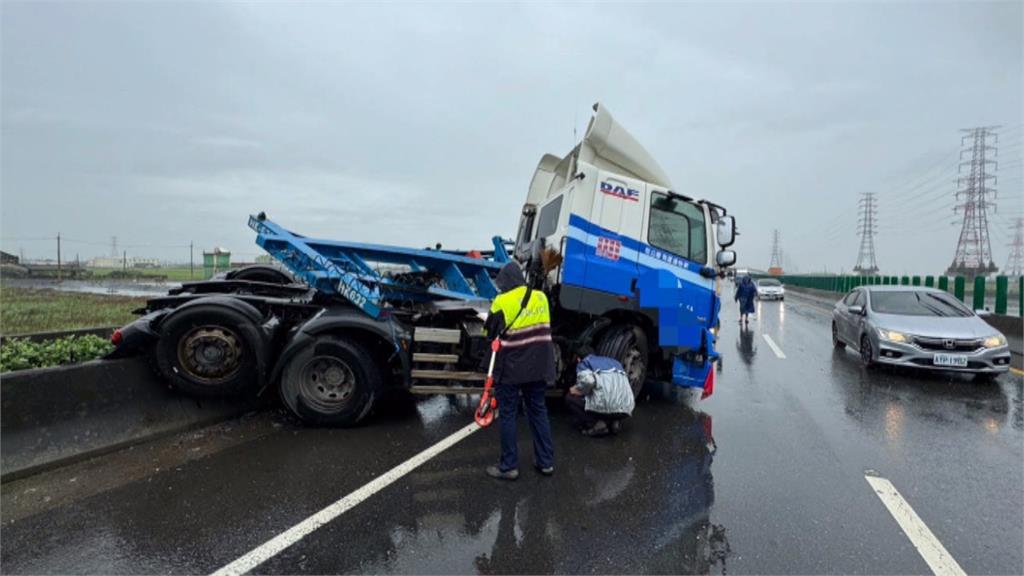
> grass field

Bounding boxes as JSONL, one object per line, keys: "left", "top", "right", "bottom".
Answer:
{"left": 87, "top": 267, "right": 200, "bottom": 281}
{"left": 0, "top": 286, "right": 146, "bottom": 335}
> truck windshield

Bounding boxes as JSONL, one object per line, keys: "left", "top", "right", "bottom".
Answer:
{"left": 649, "top": 192, "right": 707, "bottom": 263}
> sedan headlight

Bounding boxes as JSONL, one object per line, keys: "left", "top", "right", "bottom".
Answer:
{"left": 983, "top": 334, "right": 1007, "bottom": 348}
{"left": 877, "top": 328, "right": 909, "bottom": 343}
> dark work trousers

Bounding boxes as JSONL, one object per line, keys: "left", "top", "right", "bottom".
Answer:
{"left": 565, "top": 394, "right": 629, "bottom": 429}
{"left": 564, "top": 394, "right": 598, "bottom": 429}
{"left": 495, "top": 380, "right": 554, "bottom": 472}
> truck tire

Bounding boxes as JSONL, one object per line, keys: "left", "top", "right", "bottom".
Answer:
{"left": 154, "top": 305, "right": 265, "bottom": 397}
{"left": 227, "top": 265, "right": 294, "bottom": 285}
{"left": 597, "top": 325, "right": 649, "bottom": 398}
{"left": 279, "top": 335, "right": 381, "bottom": 426}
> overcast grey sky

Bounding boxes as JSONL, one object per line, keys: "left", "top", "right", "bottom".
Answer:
{"left": 2, "top": 2, "right": 1021, "bottom": 274}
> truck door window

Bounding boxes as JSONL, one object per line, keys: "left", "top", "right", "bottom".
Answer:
{"left": 648, "top": 192, "right": 707, "bottom": 262}
{"left": 535, "top": 195, "right": 563, "bottom": 239}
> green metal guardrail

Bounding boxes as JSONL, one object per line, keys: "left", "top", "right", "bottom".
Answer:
{"left": 763, "top": 273, "right": 1023, "bottom": 317}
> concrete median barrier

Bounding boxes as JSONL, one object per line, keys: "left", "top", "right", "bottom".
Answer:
{"left": 1, "top": 357, "right": 263, "bottom": 482}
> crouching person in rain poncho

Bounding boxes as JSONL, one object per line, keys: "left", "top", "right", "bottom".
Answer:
{"left": 565, "top": 347, "right": 635, "bottom": 437}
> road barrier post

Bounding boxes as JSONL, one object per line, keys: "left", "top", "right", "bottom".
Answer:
{"left": 994, "top": 276, "right": 1008, "bottom": 315}
{"left": 938, "top": 276, "right": 949, "bottom": 292}
{"left": 972, "top": 276, "right": 985, "bottom": 310}
{"left": 924, "top": 275, "right": 934, "bottom": 287}
{"left": 954, "top": 276, "right": 965, "bottom": 301}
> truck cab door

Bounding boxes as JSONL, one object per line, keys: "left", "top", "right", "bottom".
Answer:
{"left": 637, "top": 192, "right": 717, "bottom": 353}
{"left": 580, "top": 171, "right": 645, "bottom": 296}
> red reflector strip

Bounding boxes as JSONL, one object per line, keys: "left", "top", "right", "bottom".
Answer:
{"left": 111, "top": 330, "right": 123, "bottom": 346}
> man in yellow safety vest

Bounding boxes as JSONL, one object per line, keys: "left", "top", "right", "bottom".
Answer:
{"left": 483, "top": 262, "right": 556, "bottom": 480}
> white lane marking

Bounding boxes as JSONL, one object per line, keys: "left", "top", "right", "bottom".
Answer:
{"left": 864, "top": 474, "right": 967, "bottom": 576}
{"left": 211, "top": 422, "right": 482, "bottom": 576}
{"left": 762, "top": 333, "right": 786, "bottom": 359}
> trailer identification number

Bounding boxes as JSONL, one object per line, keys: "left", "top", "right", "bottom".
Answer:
{"left": 338, "top": 280, "right": 368, "bottom": 309}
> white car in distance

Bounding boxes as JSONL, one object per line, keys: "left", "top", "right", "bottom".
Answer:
{"left": 756, "top": 278, "right": 785, "bottom": 301}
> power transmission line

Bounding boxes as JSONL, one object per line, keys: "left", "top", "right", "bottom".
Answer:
{"left": 854, "top": 192, "right": 879, "bottom": 274}
{"left": 768, "top": 230, "right": 783, "bottom": 271}
{"left": 1005, "top": 217, "right": 1024, "bottom": 276}
{"left": 947, "top": 126, "right": 1000, "bottom": 277}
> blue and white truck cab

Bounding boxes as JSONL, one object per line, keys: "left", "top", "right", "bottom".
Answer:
{"left": 512, "top": 103, "right": 736, "bottom": 395}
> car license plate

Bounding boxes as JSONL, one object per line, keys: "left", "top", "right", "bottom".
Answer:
{"left": 933, "top": 354, "right": 968, "bottom": 367}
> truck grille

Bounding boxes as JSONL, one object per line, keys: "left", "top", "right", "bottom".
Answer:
{"left": 913, "top": 336, "right": 982, "bottom": 352}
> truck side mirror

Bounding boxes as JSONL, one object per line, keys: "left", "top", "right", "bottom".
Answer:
{"left": 716, "top": 250, "right": 736, "bottom": 268}
{"left": 716, "top": 216, "right": 736, "bottom": 247}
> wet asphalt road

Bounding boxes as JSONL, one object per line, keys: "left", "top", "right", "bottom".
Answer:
{"left": 2, "top": 292, "right": 1022, "bottom": 574}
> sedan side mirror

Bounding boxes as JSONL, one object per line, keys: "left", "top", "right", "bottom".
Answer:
{"left": 716, "top": 216, "right": 736, "bottom": 247}
{"left": 716, "top": 249, "right": 736, "bottom": 268}
{"left": 848, "top": 305, "right": 865, "bottom": 316}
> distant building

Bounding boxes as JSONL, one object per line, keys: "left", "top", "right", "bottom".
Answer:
{"left": 255, "top": 255, "right": 274, "bottom": 265}
{"left": 1, "top": 251, "right": 19, "bottom": 265}
{"left": 203, "top": 248, "right": 231, "bottom": 279}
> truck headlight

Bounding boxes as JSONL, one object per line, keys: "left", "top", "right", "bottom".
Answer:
{"left": 983, "top": 334, "right": 1007, "bottom": 348}
{"left": 877, "top": 329, "right": 908, "bottom": 343}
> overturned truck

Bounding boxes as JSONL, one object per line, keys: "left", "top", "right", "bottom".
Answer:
{"left": 110, "top": 103, "right": 738, "bottom": 426}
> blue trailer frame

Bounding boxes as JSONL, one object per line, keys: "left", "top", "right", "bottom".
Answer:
{"left": 249, "top": 213, "right": 511, "bottom": 318}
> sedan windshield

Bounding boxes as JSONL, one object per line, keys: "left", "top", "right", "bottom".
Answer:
{"left": 758, "top": 279, "right": 781, "bottom": 287}
{"left": 871, "top": 291, "right": 973, "bottom": 317}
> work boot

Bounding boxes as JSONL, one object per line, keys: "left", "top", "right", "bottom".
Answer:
{"left": 486, "top": 466, "right": 519, "bottom": 481}
{"left": 535, "top": 465, "right": 554, "bottom": 476}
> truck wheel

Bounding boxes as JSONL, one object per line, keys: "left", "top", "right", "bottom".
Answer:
{"left": 227, "top": 265, "right": 294, "bottom": 285}
{"left": 279, "top": 336, "right": 381, "bottom": 426}
{"left": 597, "top": 325, "right": 649, "bottom": 397}
{"left": 155, "top": 306, "right": 265, "bottom": 397}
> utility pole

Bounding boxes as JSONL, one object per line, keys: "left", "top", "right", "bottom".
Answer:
{"left": 57, "top": 233, "right": 62, "bottom": 281}
{"left": 768, "top": 229, "right": 783, "bottom": 273}
{"left": 111, "top": 236, "right": 118, "bottom": 258}
{"left": 123, "top": 250, "right": 127, "bottom": 274}
{"left": 1006, "top": 217, "right": 1024, "bottom": 277}
{"left": 854, "top": 192, "right": 879, "bottom": 275}
{"left": 190, "top": 241, "right": 194, "bottom": 280}
{"left": 947, "top": 126, "right": 999, "bottom": 277}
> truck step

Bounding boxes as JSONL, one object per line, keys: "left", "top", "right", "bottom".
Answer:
{"left": 411, "top": 369, "right": 485, "bottom": 381}
{"left": 409, "top": 385, "right": 562, "bottom": 397}
{"left": 414, "top": 328, "right": 461, "bottom": 344}
{"left": 412, "top": 353, "right": 460, "bottom": 364}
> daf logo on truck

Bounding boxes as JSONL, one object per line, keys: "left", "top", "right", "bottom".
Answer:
{"left": 600, "top": 180, "right": 640, "bottom": 202}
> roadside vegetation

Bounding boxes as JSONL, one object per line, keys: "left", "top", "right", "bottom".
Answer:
{"left": 1, "top": 285, "right": 145, "bottom": 335}
{"left": 87, "top": 266, "right": 200, "bottom": 282}
{"left": 0, "top": 335, "right": 114, "bottom": 372}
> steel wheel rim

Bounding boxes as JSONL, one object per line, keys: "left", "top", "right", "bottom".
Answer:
{"left": 623, "top": 345, "right": 644, "bottom": 392}
{"left": 177, "top": 325, "right": 243, "bottom": 385}
{"left": 299, "top": 355, "right": 356, "bottom": 413}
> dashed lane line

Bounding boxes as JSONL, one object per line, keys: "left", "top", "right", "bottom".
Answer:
{"left": 762, "top": 333, "right": 787, "bottom": 359}
{"left": 211, "top": 422, "right": 482, "bottom": 576}
{"left": 864, "top": 473, "right": 967, "bottom": 576}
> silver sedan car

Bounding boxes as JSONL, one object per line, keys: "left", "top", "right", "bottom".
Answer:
{"left": 831, "top": 286, "right": 1011, "bottom": 378}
